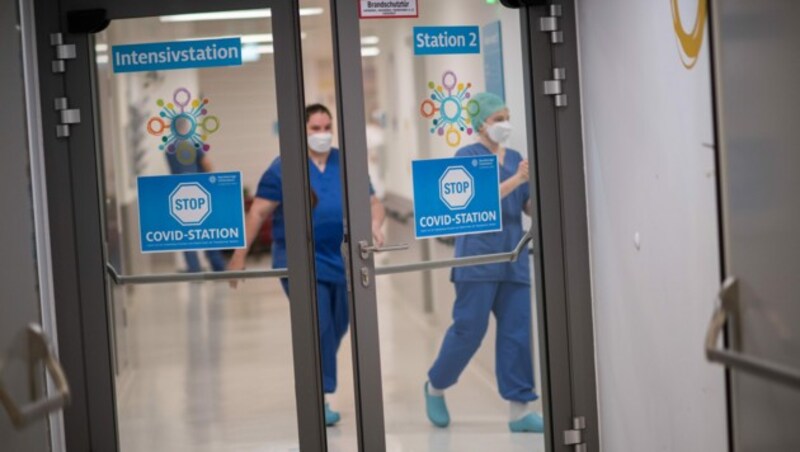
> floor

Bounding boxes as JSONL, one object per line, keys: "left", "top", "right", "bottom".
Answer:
{"left": 114, "top": 258, "right": 546, "bottom": 452}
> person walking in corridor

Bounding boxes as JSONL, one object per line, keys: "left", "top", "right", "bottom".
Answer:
{"left": 424, "top": 92, "right": 542, "bottom": 433}
{"left": 228, "top": 104, "right": 385, "bottom": 427}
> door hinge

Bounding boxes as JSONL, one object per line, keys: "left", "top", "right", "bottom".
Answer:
{"left": 54, "top": 97, "right": 81, "bottom": 138}
{"left": 564, "top": 416, "right": 587, "bottom": 452}
{"left": 543, "top": 67, "right": 568, "bottom": 108}
{"left": 540, "top": 4, "right": 564, "bottom": 44}
{"left": 50, "top": 33, "right": 76, "bottom": 73}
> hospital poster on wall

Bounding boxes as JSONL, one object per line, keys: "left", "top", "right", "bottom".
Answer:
{"left": 359, "top": 0, "right": 419, "bottom": 19}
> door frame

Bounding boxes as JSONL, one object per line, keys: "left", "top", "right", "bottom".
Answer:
{"left": 329, "top": 0, "right": 599, "bottom": 451}
{"left": 35, "top": 0, "right": 328, "bottom": 450}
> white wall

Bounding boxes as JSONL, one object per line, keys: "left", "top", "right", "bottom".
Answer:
{"left": 576, "top": 0, "right": 728, "bottom": 450}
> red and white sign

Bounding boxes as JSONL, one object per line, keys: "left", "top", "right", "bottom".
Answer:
{"left": 359, "top": 0, "right": 419, "bottom": 19}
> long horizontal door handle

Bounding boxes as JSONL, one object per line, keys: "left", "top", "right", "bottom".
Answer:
{"left": 107, "top": 230, "right": 534, "bottom": 285}
{"left": 374, "top": 230, "right": 533, "bottom": 276}
{"left": 0, "top": 324, "right": 71, "bottom": 429}
{"left": 706, "top": 277, "right": 800, "bottom": 390}
{"left": 106, "top": 263, "right": 288, "bottom": 286}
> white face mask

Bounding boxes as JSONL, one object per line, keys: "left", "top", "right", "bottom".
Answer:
{"left": 308, "top": 132, "right": 333, "bottom": 153}
{"left": 486, "top": 121, "right": 513, "bottom": 145}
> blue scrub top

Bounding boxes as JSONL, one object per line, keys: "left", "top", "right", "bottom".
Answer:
{"left": 256, "top": 148, "right": 369, "bottom": 284}
{"left": 451, "top": 143, "right": 531, "bottom": 284}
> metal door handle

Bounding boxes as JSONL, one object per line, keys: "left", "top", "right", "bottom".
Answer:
{"left": 705, "top": 277, "right": 800, "bottom": 390}
{"left": 374, "top": 230, "right": 533, "bottom": 276}
{"left": 0, "top": 324, "right": 71, "bottom": 429}
{"left": 359, "top": 240, "right": 409, "bottom": 260}
{"left": 106, "top": 263, "right": 289, "bottom": 286}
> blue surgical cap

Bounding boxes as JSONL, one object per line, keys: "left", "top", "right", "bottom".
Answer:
{"left": 470, "top": 92, "right": 506, "bottom": 132}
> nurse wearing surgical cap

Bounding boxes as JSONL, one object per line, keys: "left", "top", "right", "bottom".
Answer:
{"left": 424, "top": 92, "right": 542, "bottom": 433}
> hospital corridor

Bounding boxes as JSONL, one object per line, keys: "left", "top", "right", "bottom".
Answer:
{"left": 113, "top": 260, "right": 544, "bottom": 452}
{"left": 3, "top": 1, "right": 800, "bottom": 452}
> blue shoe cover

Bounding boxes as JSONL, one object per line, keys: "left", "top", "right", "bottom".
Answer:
{"left": 424, "top": 382, "right": 450, "bottom": 428}
{"left": 325, "top": 403, "right": 341, "bottom": 426}
{"left": 509, "top": 412, "right": 544, "bottom": 433}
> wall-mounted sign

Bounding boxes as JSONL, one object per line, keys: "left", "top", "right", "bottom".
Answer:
{"left": 112, "top": 38, "right": 242, "bottom": 73}
{"left": 412, "top": 156, "right": 502, "bottom": 239}
{"left": 137, "top": 172, "right": 246, "bottom": 253}
{"left": 483, "top": 21, "right": 506, "bottom": 101}
{"left": 359, "top": 0, "right": 418, "bottom": 19}
{"left": 414, "top": 26, "right": 481, "bottom": 55}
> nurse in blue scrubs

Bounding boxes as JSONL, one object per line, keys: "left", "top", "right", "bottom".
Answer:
{"left": 424, "top": 92, "right": 542, "bottom": 433}
{"left": 228, "top": 104, "right": 385, "bottom": 426}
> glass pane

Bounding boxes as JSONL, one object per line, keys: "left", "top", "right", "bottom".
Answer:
{"left": 356, "top": 2, "right": 547, "bottom": 450}
{"left": 94, "top": 10, "right": 310, "bottom": 451}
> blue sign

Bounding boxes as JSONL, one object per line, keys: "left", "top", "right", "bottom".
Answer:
{"left": 483, "top": 21, "right": 506, "bottom": 101}
{"left": 112, "top": 38, "right": 242, "bottom": 73}
{"left": 412, "top": 156, "right": 502, "bottom": 238}
{"left": 414, "top": 26, "right": 480, "bottom": 55}
{"left": 137, "top": 172, "right": 246, "bottom": 253}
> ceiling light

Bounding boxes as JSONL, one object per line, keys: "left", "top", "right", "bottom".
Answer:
{"left": 160, "top": 7, "right": 323, "bottom": 22}
{"left": 254, "top": 45, "right": 274, "bottom": 55}
{"left": 95, "top": 43, "right": 108, "bottom": 52}
{"left": 361, "top": 36, "right": 380, "bottom": 46}
{"left": 240, "top": 32, "right": 307, "bottom": 43}
{"left": 241, "top": 33, "right": 273, "bottom": 43}
{"left": 299, "top": 7, "right": 324, "bottom": 16}
{"left": 361, "top": 47, "right": 380, "bottom": 57}
{"left": 241, "top": 44, "right": 274, "bottom": 62}
{"left": 176, "top": 33, "right": 307, "bottom": 44}
{"left": 361, "top": 36, "right": 380, "bottom": 45}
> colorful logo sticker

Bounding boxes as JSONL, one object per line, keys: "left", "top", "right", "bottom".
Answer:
{"left": 420, "top": 71, "right": 478, "bottom": 148}
{"left": 147, "top": 87, "right": 220, "bottom": 165}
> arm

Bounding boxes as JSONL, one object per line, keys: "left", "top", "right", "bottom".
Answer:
{"left": 500, "top": 159, "right": 529, "bottom": 199}
{"left": 228, "top": 197, "right": 279, "bottom": 285}
{"left": 198, "top": 154, "right": 214, "bottom": 173}
{"left": 370, "top": 195, "right": 386, "bottom": 247}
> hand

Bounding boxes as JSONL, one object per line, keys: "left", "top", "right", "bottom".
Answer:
{"left": 515, "top": 160, "right": 530, "bottom": 184}
{"left": 372, "top": 225, "right": 385, "bottom": 249}
{"left": 227, "top": 257, "right": 245, "bottom": 289}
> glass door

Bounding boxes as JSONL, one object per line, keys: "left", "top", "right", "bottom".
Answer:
{"left": 65, "top": 0, "right": 334, "bottom": 450}
{"left": 328, "top": 1, "right": 554, "bottom": 450}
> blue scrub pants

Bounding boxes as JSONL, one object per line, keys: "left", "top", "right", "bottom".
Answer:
{"left": 281, "top": 279, "right": 349, "bottom": 394}
{"left": 428, "top": 281, "right": 537, "bottom": 402}
{"left": 183, "top": 250, "right": 226, "bottom": 273}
